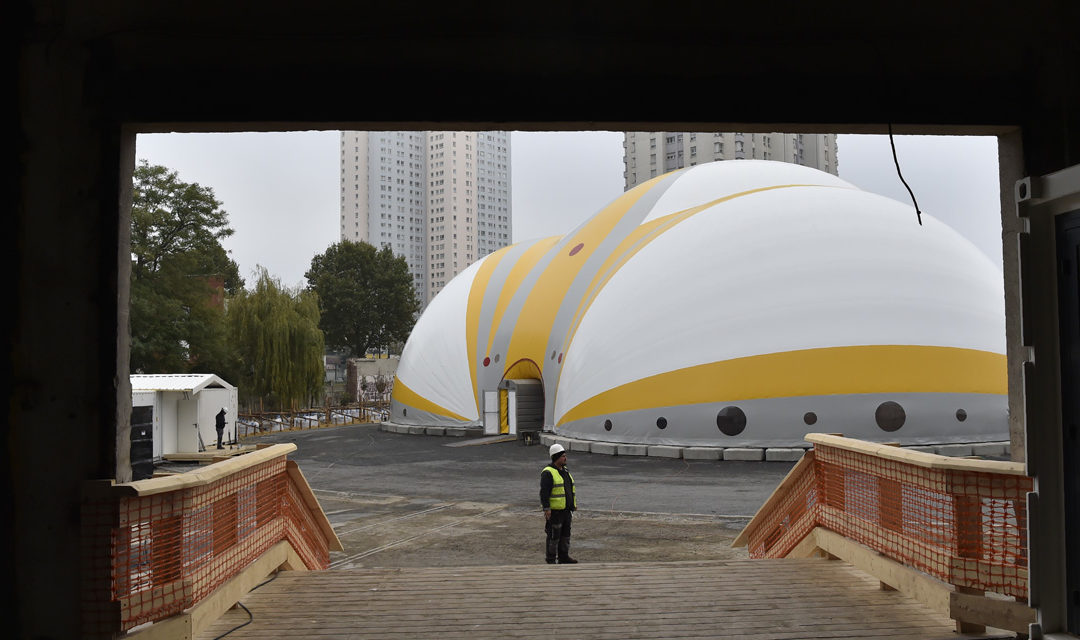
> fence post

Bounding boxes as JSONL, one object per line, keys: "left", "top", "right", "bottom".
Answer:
{"left": 953, "top": 490, "right": 986, "bottom": 633}
{"left": 876, "top": 450, "right": 903, "bottom": 589}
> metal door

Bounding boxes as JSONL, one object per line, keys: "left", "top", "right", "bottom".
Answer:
{"left": 483, "top": 391, "right": 499, "bottom": 435}
{"left": 130, "top": 405, "right": 154, "bottom": 481}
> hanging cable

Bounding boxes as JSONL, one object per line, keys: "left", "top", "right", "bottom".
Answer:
{"left": 211, "top": 571, "right": 279, "bottom": 638}
{"left": 212, "top": 602, "right": 252, "bottom": 640}
{"left": 888, "top": 123, "right": 923, "bottom": 225}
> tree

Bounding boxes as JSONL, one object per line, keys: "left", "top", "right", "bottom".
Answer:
{"left": 228, "top": 267, "right": 325, "bottom": 409}
{"left": 129, "top": 161, "right": 243, "bottom": 374}
{"left": 305, "top": 241, "right": 420, "bottom": 357}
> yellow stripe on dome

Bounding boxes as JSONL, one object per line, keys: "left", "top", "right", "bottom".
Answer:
{"left": 485, "top": 236, "right": 561, "bottom": 356}
{"left": 556, "top": 345, "right": 1006, "bottom": 425}
{"left": 392, "top": 376, "right": 471, "bottom": 422}
{"left": 558, "top": 214, "right": 680, "bottom": 364}
{"left": 557, "top": 184, "right": 829, "bottom": 384}
{"left": 467, "top": 246, "right": 512, "bottom": 413}
{"left": 505, "top": 187, "right": 650, "bottom": 373}
{"left": 556, "top": 184, "right": 851, "bottom": 374}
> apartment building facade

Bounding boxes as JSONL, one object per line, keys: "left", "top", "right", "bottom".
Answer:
{"left": 622, "top": 132, "right": 838, "bottom": 190}
{"left": 340, "top": 131, "right": 511, "bottom": 305}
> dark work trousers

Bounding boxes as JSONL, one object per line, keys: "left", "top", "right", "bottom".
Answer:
{"left": 216, "top": 428, "right": 224, "bottom": 449}
{"left": 545, "top": 509, "right": 572, "bottom": 562}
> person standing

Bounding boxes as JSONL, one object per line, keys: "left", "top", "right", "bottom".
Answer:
{"left": 215, "top": 407, "right": 228, "bottom": 450}
{"left": 540, "top": 443, "right": 578, "bottom": 564}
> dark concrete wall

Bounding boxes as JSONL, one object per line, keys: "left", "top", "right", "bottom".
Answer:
{"left": 10, "top": 1, "right": 1079, "bottom": 637}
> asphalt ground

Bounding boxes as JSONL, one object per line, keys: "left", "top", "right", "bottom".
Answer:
{"left": 247, "top": 423, "right": 797, "bottom": 517}
{"left": 183, "top": 424, "right": 800, "bottom": 568}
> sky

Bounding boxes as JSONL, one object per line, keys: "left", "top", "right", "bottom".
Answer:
{"left": 135, "top": 131, "right": 1002, "bottom": 289}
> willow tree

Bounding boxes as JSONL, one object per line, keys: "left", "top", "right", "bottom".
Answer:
{"left": 229, "top": 268, "right": 324, "bottom": 410}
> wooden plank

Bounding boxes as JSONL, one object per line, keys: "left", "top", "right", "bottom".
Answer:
{"left": 196, "top": 558, "right": 987, "bottom": 640}
{"left": 285, "top": 461, "right": 344, "bottom": 552}
{"left": 805, "top": 433, "right": 1027, "bottom": 475}
{"left": 785, "top": 529, "right": 825, "bottom": 558}
{"left": 113, "top": 444, "right": 297, "bottom": 497}
{"left": 731, "top": 449, "right": 815, "bottom": 547}
{"left": 950, "top": 589, "right": 1036, "bottom": 634}
{"left": 125, "top": 614, "right": 192, "bottom": 640}
{"left": 811, "top": 526, "right": 953, "bottom": 616}
{"left": 813, "top": 526, "right": 1033, "bottom": 634}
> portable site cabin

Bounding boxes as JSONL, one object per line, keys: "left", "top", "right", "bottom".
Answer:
{"left": 130, "top": 374, "right": 238, "bottom": 459}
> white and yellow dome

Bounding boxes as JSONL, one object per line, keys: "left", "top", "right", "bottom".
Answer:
{"left": 392, "top": 160, "right": 1006, "bottom": 447}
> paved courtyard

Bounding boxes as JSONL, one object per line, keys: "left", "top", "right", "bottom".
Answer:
{"left": 204, "top": 424, "right": 799, "bottom": 567}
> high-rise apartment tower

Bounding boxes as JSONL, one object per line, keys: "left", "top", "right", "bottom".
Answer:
{"left": 622, "top": 132, "right": 838, "bottom": 190}
{"left": 340, "top": 131, "right": 512, "bottom": 305}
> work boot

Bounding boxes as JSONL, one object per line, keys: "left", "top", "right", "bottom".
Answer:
{"left": 557, "top": 539, "right": 578, "bottom": 564}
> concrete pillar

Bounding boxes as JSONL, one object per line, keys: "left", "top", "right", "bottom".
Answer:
{"left": 14, "top": 35, "right": 130, "bottom": 637}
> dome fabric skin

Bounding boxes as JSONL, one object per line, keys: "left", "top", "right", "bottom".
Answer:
{"left": 392, "top": 160, "right": 1007, "bottom": 447}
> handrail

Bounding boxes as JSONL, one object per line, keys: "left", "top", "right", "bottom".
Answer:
{"left": 805, "top": 433, "right": 1027, "bottom": 475}
{"left": 734, "top": 433, "right": 1034, "bottom": 633}
{"left": 104, "top": 443, "right": 298, "bottom": 496}
{"left": 81, "top": 444, "right": 342, "bottom": 639}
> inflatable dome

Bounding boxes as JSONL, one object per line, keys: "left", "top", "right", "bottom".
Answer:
{"left": 391, "top": 160, "right": 1007, "bottom": 447}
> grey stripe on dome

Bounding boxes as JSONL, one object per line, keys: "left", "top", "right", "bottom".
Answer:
{"left": 475, "top": 234, "right": 575, "bottom": 399}
{"left": 391, "top": 398, "right": 480, "bottom": 428}
{"left": 543, "top": 170, "right": 688, "bottom": 425}
{"left": 554, "top": 392, "right": 1007, "bottom": 448}
{"left": 472, "top": 242, "right": 537, "bottom": 408}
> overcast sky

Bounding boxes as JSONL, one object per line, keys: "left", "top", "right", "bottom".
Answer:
{"left": 135, "top": 131, "right": 1002, "bottom": 289}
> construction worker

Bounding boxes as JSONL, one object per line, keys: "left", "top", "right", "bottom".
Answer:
{"left": 540, "top": 443, "right": 578, "bottom": 564}
{"left": 215, "top": 407, "right": 227, "bottom": 450}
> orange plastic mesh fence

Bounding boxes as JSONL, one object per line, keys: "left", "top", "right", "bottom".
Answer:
{"left": 82, "top": 455, "right": 331, "bottom": 636}
{"left": 745, "top": 451, "right": 820, "bottom": 559}
{"left": 747, "top": 443, "right": 1031, "bottom": 601}
{"left": 284, "top": 477, "right": 330, "bottom": 570}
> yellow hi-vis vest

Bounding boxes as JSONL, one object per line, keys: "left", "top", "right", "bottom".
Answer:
{"left": 544, "top": 466, "right": 576, "bottom": 510}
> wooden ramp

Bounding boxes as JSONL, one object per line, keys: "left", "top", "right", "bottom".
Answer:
{"left": 199, "top": 558, "right": 1009, "bottom": 639}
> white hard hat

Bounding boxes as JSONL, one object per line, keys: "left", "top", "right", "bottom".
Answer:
{"left": 222, "top": 407, "right": 228, "bottom": 413}
{"left": 549, "top": 443, "right": 565, "bottom": 457}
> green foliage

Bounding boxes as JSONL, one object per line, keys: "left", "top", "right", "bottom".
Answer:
{"left": 305, "top": 241, "right": 420, "bottom": 357}
{"left": 228, "top": 268, "right": 325, "bottom": 409}
{"left": 129, "top": 161, "right": 243, "bottom": 374}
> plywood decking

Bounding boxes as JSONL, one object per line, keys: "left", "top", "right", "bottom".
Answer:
{"left": 161, "top": 444, "right": 258, "bottom": 464}
{"left": 199, "top": 558, "right": 1007, "bottom": 639}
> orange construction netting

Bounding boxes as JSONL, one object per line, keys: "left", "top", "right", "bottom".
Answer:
{"left": 82, "top": 454, "right": 330, "bottom": 636}
{"left": 747, "top": 442, "right": 1031, "bottom": 601}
